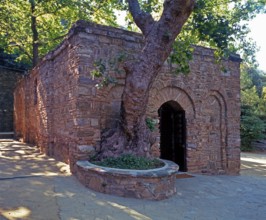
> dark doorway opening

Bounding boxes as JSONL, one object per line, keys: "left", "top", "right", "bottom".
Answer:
{"left": 158, "top": 101, "right": 187, "bottom": 171}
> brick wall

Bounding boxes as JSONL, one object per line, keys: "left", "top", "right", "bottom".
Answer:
{"left": 0, "top": 67, "right": 23, "bottom": 132}
{"left": 14, "top": 37, "right": 81, "bottom": 165}
{"left": 14, "top": 21, "right": 241, "bottom": 174}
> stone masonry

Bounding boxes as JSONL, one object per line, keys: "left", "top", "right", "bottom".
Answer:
{"left": 14, "top": 21, "right": 241, "bottom": 175}
{"left": 76, "top": 159, "right": 179, "bottom": 200}
{"left": 0, "top": 66, "right": 23, "bottom": 132}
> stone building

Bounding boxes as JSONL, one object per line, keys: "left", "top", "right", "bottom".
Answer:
{"left": 0, "top": 66, "right": 24, "bottom": 132}
{"left": 14, "top": 21, "right": 241, "bottom": 175}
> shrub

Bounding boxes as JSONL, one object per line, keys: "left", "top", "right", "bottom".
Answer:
{"left": 92, "top": 154, "right": 164, "bottom": 170}
{"left": 241, "top": 114, "right": 266, "bottom": 151}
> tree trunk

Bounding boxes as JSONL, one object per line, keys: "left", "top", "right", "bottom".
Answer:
{"left": 99, "top": 0, "right": 195, "bottom": 159}
{"left": 30, "top": 0, "right": 39, "bottom": 67}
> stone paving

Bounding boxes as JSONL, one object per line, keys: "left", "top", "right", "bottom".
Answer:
{"left": 1, "top": 140, "right": 266, "bottom": 220}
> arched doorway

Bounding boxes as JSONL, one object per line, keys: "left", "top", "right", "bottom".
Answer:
{"left": 158, "top": 101, "right": 187, "bottom": 171}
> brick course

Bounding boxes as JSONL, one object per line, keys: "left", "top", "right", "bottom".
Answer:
{"left": 14, "top": 21, "right": 241, "bottom": 175}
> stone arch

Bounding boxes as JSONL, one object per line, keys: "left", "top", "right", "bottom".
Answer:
{"left": 146, "top": 86, "right": 196, "bottom": 167}
{"left": 158, "top": 100, "right": 187, "bottom": 171}
{"left": 148, "top": 86, "right": 195, "bottom": 119}
{"left": 203, "top": 91, "right": 227, "bottom": 173}
{"left": 211, "top": 90, "right": 227, "bottom": 117}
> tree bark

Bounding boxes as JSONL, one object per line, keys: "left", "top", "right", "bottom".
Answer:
{"left": 99, "top": 0, "right": 195, "bottom": 159}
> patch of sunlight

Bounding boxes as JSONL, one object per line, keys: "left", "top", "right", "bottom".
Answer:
{"left": 12, "top": 144, "right": 28, "bottom": 148}
{"left": 44, "top": 190, "right": 75, "bottom": 198}
{"left": 107, "top": 202, "right": 152, "bottom": 220}
{"left": 0, "top": 155, "right": 21, "bottom": 160}
{"left": 15, "top": 165, "right": 22, "bottom": 170}
{"left": 96, "top": 201, "right": 106, "bottom": 206}
{"left": 14, "top": 150, "right": 30, "bottom": 154}
{"left": 58, "top": 166, "right": 71, "bottom": 175}
{"left": 47, "top": 158, "right": 55, "bottom": 161}
{"left": 0, "top": 206, "right": 31, "bottom": 220}
{"left": 241, "top": 157, "right": 266, "bottom": 164}
{"left": 27, "top": 155, "right": 46, "bottom": 159}
{"left": 241, "top": 164, "right": 252, "bottom": 169}
{"left": 56, "top": 162, "right": 71, "bottom": 175}
{"left": 31, "top": 171, "right": 59, "bottom": 176}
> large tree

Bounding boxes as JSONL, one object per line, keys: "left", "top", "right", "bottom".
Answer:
{"left": 100, "top": 0, "right": 195, "bottom": 158}
{"left": 1, "top": 0, "right": 265, "bottom": 157}
{"left": 99, "top": 0, "right": 266, "bottom": 158}
{"left": 0, "top": 0, "right": 117, "bottom": 66}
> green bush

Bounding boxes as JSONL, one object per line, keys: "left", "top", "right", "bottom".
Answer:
{"left": 240, "top": 66, "right": 266, "bottom": 151}
{"left": 92, "top": 154, "right": 164, "bottom": 170}
{"left": 241, "top": 114, "right": 266, "bottom": 151}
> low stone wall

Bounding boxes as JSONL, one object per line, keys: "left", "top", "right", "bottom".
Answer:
{"left": 76, "top": 160, "right": 179, "bottom": 200}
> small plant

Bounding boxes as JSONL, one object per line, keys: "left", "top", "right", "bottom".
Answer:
{"left": 145, "top": 117, "right": 158, "bottom": 131}
{"left": 91, "top": 59, "right": 118, "bottom": 88}
{"left": 91, "top": 52, "right": 128, "bottom": 88}
{"left": 92, "top": 154, "right": 164, "bottom": 170}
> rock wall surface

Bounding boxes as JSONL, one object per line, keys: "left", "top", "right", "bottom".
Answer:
{"left": 0, "top": 67, "right": 23, "bottom": 132}
{"left": 14, "top": 21, "right": 241, "bottom": 174}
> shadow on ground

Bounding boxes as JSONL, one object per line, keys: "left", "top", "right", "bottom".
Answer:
{"left": 0, "top": 141, "right": 68, "bottom": 178}
{"left": 1, "top": 141, "right": 266, "bottom": 220}
{"left": 0, "top": 140, "right": 69, "bottom": 220}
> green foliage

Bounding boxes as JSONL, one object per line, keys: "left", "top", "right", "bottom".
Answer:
{"left": 168, "top": 40, "right": 194, "bottom": 75}
{"left": 1, "top": 0, "right": 265, "bottom": 69}
{"left": 0, "top": 49, "right": 29, "bottom": 70}
{"left": 240, "top": 65, "right": 266, "bottom": 151}
{"left": 145, "top": 117, "right": 157, "bottom": 131}
{"left": 92, "top": 154, "right": 164, "bottom": 170}
{"left": 91, "top": 52, "right": 128, "bottom": 88}
{"left": 241, "top": 113, "right": 266, "bottom": 151}
{"left": 0, "top": 0, "right": 118, "bottom": 67}
{"left": 116, "top": 0, "right": 266, "bottom": 71}
{"left": 191, "top": 0, "right": 265, "bottom": 64}
{"left": 243, "top": 67, "right": 265, "bottom": 96}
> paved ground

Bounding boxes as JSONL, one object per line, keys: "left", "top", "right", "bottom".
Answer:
{"left": 0, "top": 140, "right": 266, "bottom": 220}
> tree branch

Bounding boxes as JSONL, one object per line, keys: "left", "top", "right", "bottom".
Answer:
{"left": 127, "top": 0, "right": 155, "bottom": 36}
{"left": 155, "top": 0, "right": 195, "bottom": 44}
{"left": 10, "top": 43, "right": 33, "bottom": 62}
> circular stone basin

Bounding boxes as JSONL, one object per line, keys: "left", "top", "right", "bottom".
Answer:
{"left": 76, "top": 159, "right": 179, "bottom": 200}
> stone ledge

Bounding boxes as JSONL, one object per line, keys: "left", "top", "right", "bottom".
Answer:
{"left": 76, "top": 159, "right": 179, "bottom": 200}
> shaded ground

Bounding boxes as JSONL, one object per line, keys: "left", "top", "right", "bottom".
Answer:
{"left": 0, "top": 140, "right": 266, "bottom": 220}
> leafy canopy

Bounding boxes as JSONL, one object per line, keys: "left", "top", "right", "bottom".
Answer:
{"left": 240, "top": 65, "right": 266, "bottom": 151}
{"left": 120, "top": 0, "right": 265, "bottom": 72}
{"left": 0, "top": 0, "right": 118, "bottom": 66}
{"left": 0, "top": 0, "right": 265, "bottom": 68}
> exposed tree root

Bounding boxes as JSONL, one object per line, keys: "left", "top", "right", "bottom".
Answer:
{"left": 98, "top": 121, "right": 155, "bottom": 160}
